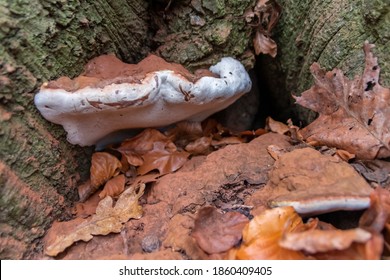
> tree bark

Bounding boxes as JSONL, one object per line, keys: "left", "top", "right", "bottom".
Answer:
{"left": 259, "top": 0, "right": 389, "bottom": 123}
{"left": 0, "top": 0, "right": 152, "bottom": 259}
{"left": 0, "top": 0, "right": 257, "bottom": 259}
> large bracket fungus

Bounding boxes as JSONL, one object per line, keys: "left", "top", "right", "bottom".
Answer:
{"left": 35, "top": 54, "right": 251, "bottom": 146}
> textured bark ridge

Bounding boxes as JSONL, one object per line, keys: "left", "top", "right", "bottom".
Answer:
{"left": 259, "top": 0, "right": 389, "bottom": 123}
{"left": 151, "top": 0, "right": 257, "bottom": 70}
{"left": 0, "top": 0, "right": 151, "bottom": 259}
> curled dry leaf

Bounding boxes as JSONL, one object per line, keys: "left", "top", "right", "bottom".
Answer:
{"left": 192, "top": 206, "right": 249, "bottom": 254}
{"left": 266, "top": 116, "right": 289, "bottom": 135}
{"left": 280, "top": 228, "right": 371, "bottom": 254}
{"left": 295, "top": 42, "right": 390, "bottom": 159}
{"left": 44, "top": 184, "right": 145, "bottom": 256}
{"left": 90, "top": 152, "right": 122, "bottom": 188}
{"left": 229, "top": 206, "right": 308, "bottom": 259}
{"left": 99, "top": 174, "right": 126, "bottom": 199}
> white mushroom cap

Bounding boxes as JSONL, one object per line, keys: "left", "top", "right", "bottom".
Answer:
{"left": 34, "top": 57, "right": 252, "bottom": 146}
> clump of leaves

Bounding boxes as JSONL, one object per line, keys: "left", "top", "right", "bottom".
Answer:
{"left": 295, "top": 42, "right": 390, "bottom": 159}
{"left": 245, "top": 0, "right": 281, "bottom": 57}
{"left": 44, "top": 184, "right": 145, "bottom": 257}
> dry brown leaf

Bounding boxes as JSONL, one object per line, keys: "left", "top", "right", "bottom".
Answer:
{"left": 359, "top": 187, "right": 390, "bottom": 233}
{"left": 266, "top": 116, "right": 289, "bottom": 134}
{"left": 192, "top": 206, "right": 249, "bottom": 254}
{"left": 138, "top": 142, "right": 190, "bottom": 175}
{"left": 295, "top": 42, "right": 390, "bottom": 159}
{"left": 280, "top": 228, "right": 371, "bottom": 254}
{"left": 253, "top": 31, "right": 277, "bottom": 57}
{"left": 229, "top": 206, "right": 308, "bottom": 259}
{"left": 90, "top": 152, "right": 122, "bottom": 188}
{"left": 99, "top": 174, "right": 126, "bottom": 199}
{"left": 185, "top": 136, "right": 212, "bottom": 155}
{"left": 351, "top": 159, "right": 390, "bottom": 185}
{"left": 116, "top": 128, "right": 174, "bottom": 166}
{"left": 44, "top": 183, "right": 145, "bottom": 256}
{"left": 247, "top": 0, "right": 281, "bottom": 57}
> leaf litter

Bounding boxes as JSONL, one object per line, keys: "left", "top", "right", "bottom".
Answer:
{"left": 40, "top": 43, "right": 390, "bottom": 260}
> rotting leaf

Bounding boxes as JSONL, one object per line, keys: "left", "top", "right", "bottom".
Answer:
{"left": 90, "top": 152, "right": 122, "bottom": 189}
{"left": 99, "top": 174, "right": 126, "bottom": 199}
{"left": 44, "top": 183, "right": 145, "bottom": 256}
{"left": 229, "top": 206, "right": 308, "bottom": 260}
{"left": 192, "top": 206, "right": 249, "bottom": 254}
{"left": 295, "top": 42, "right": 390, "bottom": 159}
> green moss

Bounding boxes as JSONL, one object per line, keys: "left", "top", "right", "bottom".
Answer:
{"left": 202, "top": 0, "right": 226, "bottom": 16}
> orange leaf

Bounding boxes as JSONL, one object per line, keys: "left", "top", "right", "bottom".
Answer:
{"left": 99, "top": 174, "right": 126, "bottom": 199}
{"left": 231, "top": 206, "right": 308, "bottom": 259}
{"left": 90, "top": 152, "right": 122, "bottom": 188}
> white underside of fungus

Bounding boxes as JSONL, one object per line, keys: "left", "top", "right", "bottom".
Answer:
{"left": 34, "top": 57, "right": 252, "bottom": 146}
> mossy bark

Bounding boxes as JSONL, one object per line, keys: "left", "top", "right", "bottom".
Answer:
{"left": 259, "top": 0, "right": 389, "bottom": 123}
{"left": 0, "top": 0, "right": 151, "bottom": 259}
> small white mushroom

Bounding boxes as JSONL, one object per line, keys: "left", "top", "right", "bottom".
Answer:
{"left": 34, "top": 55, "right": 251, "bottom": 146}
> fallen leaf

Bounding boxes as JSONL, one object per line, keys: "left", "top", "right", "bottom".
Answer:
{"left": 248, "top": 0, "right": 281, "bottom": 57}
{"left": 335, "top": 149, "right": 355, "bottom": 162}
{"left": 295, "top": 42, "right": 390, "bottom": 159}
{"left": 116, "top": 128, "right": 175, "bottom": 166}
{"left": 280, "top": 228, "right": 371, "bottom": 254}
{"left": 351, "top": 160, "right": 390, "bottom": 185}
{"left": 192, "top": 206, "right": 249, "bottom": 254}
{"left": 44, "top": 183, "right": 145, "bottom": 256}
{"left": 229, "top": 206, "right": 308, "bottom": 259}
{"left": 138, "top": 142, "right": 190, "bottom": 175}
{"left": 90, "top": 152, "right": 122, "bottom": 188}
{"left": 266, "top": 116, "right": 289, "bottom": 134}
{"left": 253, "top": 31, "right": 277, "bottom": 57}
{"left": 185, "top": 136, "right": 212, "bottom": 155}
{"left": 99, "top": 174, "right": 126, "bottom": 199}
{"left": 267, "top": 147, "right": 372, "bottom": 215}
{"left": 359, "top": 187, "right": 390, "bottom": 233}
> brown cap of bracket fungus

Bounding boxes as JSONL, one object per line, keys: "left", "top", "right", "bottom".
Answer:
{"left": 35, "top": 54, "right": 252, "bottom": 146}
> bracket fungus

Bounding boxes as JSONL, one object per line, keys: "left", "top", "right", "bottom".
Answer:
{"left": 34, "top": 54, "right": 252, "bottom": 146}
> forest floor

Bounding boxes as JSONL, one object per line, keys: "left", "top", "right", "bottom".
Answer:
{"left": 34, "top": 43, "right": 390, "bottom": 260}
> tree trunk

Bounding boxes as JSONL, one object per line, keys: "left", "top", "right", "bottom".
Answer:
{"left": 0, "top": 0, "right": 257, "bottom": 259}
{"left": 259, "top": 0, "right": 389, "bottom": 123}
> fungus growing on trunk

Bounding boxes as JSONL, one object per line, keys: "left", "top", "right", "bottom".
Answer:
{"left": 34, "top": 54, "right": 251, "bottom": 146}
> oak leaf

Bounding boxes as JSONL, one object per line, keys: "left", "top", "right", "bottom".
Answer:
{"left": 295, "top": 42, "right": 390, "bottom": 159}
{"left": 44, "top": 183, "right": 145, "bottom": 256}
